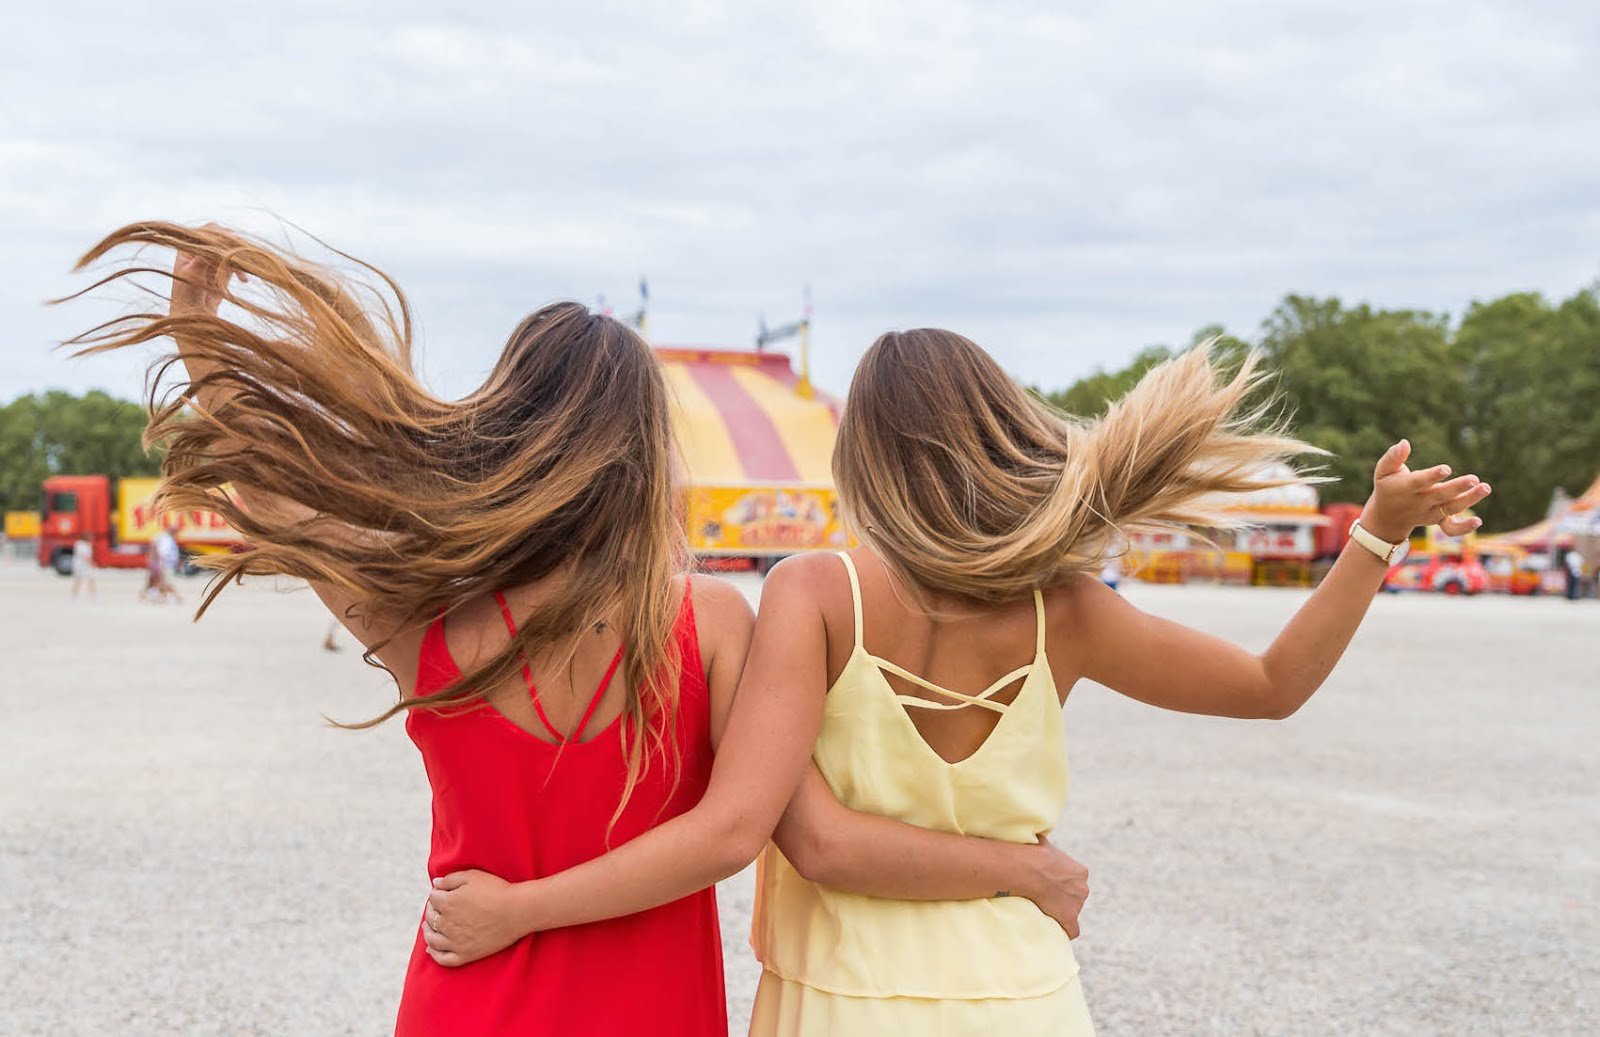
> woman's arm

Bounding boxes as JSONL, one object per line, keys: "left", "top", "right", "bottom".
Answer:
{"left": 772, "top": 766, "right": 1091, "bottom": 935}
{"left": 167, "top": 242, "right": 415, "bottom": 672}
{"left": 1076, "top": 440, "right": 1491, "bottom": 720}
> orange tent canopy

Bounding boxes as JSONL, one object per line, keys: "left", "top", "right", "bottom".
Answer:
{"left": 1486, "top": 472, "right": 1600, "bottom": 550}
{"left": 1573, "top": 473, "right": 1600, "bottom": 511}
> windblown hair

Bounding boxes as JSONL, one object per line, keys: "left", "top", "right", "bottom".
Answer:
{"left": 834, "top": 329, "right": 1316, "bottom": 602}
{"left": 61, "top": 222, "right": 686, "bottom": 815}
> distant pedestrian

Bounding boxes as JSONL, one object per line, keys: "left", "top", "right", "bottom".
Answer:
{"left": 1564, "top": 548, "right": 1585, "bottom": 601}
{"left": 142, "top": 539, "right": 164, "bottom": 602}
{"left": 1100, "top": 553, "right": 1122, "bottom": 591}
{"left": 155, "top": 529, "right": 183, "bottom": 604}
{"left": 71, "top": 535, "right": 96, "bottom": 598}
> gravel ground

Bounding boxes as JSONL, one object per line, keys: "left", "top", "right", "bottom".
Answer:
{"left": 1, "top": 559, "right": 1595, "bottom": 1035}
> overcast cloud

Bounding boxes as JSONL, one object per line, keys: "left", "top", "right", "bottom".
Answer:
{"left": 3, "top": 0, "right": 1598, "bottom": 401}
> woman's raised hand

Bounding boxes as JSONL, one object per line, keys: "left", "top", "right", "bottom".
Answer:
{"left": 1359, "top": 440, "right": 1491, "bottom": 544}
{"left": 170, "top": 223, "right": 246, "bottom": 318}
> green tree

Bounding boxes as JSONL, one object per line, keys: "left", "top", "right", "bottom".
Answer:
{"left": 1042, "top": 345, "right": 1173, "bottom": 417}
{"left": 1256, "top": 296, "right": 1458, "bottom": 505}
{"left": 1454, "top": 287, "right": 1600, "bottom": 529}
{"left": 0, "top": 390, "right": 160, "bottom": 512}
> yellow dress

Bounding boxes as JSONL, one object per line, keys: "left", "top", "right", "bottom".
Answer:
{"left": 749, "top": 553, "right": 1095, "bottom": 1036}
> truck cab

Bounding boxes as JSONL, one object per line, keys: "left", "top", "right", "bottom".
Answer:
{"left": 37, "top": 474, "right": 140, "bottom": 574}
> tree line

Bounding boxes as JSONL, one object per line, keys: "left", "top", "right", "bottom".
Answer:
{"left": 1044, "top": 287, "right": 1600, "bottom": 533}
{"left": 3, "top": 285, "right": 1596, "bottom": 532}
{"left": 0, "top": 391, "right": 160, "bottom": 512}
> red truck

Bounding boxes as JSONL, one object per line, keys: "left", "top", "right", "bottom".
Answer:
{"left": 37, "top": 474, "right": 240, "bottom": 576}
{"left": 1313, "top": 502, "right": 1365, "bottom": 559}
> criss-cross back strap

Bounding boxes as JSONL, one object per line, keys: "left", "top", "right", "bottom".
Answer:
{"left": 492, "top": 591, "right": 624, "bottom": 743}
{"left": 493, "top": 590, "right": 539, "bottom": 692}
{"left": 842, "top": 552, "right": 1047, "bottom": 716}
{"left": 881, "top": 658, "right": 1029, "bottom": 715}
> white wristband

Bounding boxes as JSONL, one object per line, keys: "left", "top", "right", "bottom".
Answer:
{"left": 1348, "top": 520, "right": 1407, "bottom": 565}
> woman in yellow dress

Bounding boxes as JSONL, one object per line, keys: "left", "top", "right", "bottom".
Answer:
{"left": 427, "top": 328, "right": 1487, "bottom": 1036}
{"left": 745, "top": 329, "right": 1487, "bottom": 1035}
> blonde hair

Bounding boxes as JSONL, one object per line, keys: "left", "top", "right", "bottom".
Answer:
{"left": 833, "top": 329, "right": 1314, "bottom": 601}
{"left": 61, "top": 221, "right": 686, "bottom": 815}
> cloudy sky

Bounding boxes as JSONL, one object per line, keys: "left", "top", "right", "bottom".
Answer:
{"left": 3, "top": 0, "right": 1597, "bottom": 401}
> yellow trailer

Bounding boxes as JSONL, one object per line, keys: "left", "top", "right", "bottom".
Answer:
{"left": 116, "top": 476, "right": 238, "bottom": 556}
{"left": 4, "top": 511, "right": 40, "bottom": 539}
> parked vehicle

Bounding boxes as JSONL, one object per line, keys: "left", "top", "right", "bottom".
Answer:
{"left": 1475, "top": 542, "right": 1543, "bottom": 595}
{"left": 1313, "top": 501, "right": 1365, "bottom": 559}
{"left": 1383, "top": 552, "right": 1489, "bottom": 595}
{"left": 37, "top": 475, "right": 240, "bottom": 576}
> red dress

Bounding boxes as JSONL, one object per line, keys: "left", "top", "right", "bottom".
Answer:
{"left": 394, "top": 581, "right": 726, "bottom": 1036}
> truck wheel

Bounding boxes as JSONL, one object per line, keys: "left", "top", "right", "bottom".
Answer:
{"left": 1442, "top": 580, "right": 1463, "bottom": 595}
{"left": 52, "top": 549, "right": 75, "bottom": 576}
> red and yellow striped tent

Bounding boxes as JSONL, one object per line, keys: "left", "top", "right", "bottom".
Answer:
{"left": 656, "top": 347, "right": 850, "bottom": 557}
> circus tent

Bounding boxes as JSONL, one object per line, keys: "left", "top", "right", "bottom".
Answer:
{"left": 655, "top": 347, "right": 849, "bottom": 557}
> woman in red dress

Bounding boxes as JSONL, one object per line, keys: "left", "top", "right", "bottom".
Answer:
{"left": 69, "top": 222, "right": 1088, "bottom": 1035}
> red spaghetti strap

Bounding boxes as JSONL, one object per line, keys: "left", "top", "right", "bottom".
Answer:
{"left": 490, "top": 591, "right": 627, "bottom": 743}
{"left": 571, "top": 647, "right": 625, "bottom": 742}
{"left": 529, "top": 694, "right": 567, "bottom": 743}
{"left": 493, "top": 592, "right": 567, "bottom": 741}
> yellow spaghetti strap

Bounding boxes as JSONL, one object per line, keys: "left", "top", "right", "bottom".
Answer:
{"left": 1033, "top": 588, "right": 1047, "bottom": 657}
{"left": 837, "top": 552, "right": 864, "bottom": 648}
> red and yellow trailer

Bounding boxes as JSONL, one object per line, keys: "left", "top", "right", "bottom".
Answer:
{"left": 37, "top": 474, "right": 241, "bottom": 575}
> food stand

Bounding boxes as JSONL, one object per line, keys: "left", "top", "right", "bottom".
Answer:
{"left": 1485, "top": 473, "right": 1600, "bottom": 594}
{"left": 1125, "top": 464, "right": 1327, "bottom": 585}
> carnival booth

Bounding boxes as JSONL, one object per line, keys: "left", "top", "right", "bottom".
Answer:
{"left": 1555, "top": 474, "right": 1600, "bottom": 590}
{"left": 1126, "top": 463, "right": 1328, "bottom": 586}
{"left": 1483, "top": 473, "right": 1600, "bottom": 593}
{"left": 657, "top": 347, "right": 850, "bottom": 564}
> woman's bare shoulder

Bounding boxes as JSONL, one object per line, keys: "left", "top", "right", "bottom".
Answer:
{"left": 686, "top": 572, "right": 755, "bottom": 624}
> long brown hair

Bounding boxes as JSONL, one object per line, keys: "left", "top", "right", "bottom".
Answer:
{"left": 834, "top": 329, "right": 1315, "bottom": 602}
{"left": 61, "top": 222, "right": 686, "bottom": 811}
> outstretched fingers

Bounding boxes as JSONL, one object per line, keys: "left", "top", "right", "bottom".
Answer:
{"left": 1425, "top": 474, "right": 1479, "bottom": 500}
{"left": 1438, "top": 482, "right": 1492, "bottom": 535}
{"left": 1405, "top": 463, "right": 1454, "bottom": 492}
{"left": 1375, "top": 439, "right": 1411, "bottom": 479}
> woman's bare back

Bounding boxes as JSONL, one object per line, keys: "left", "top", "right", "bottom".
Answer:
{"left": 815, "top": 550, "right": 1079, "bottom": 764}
